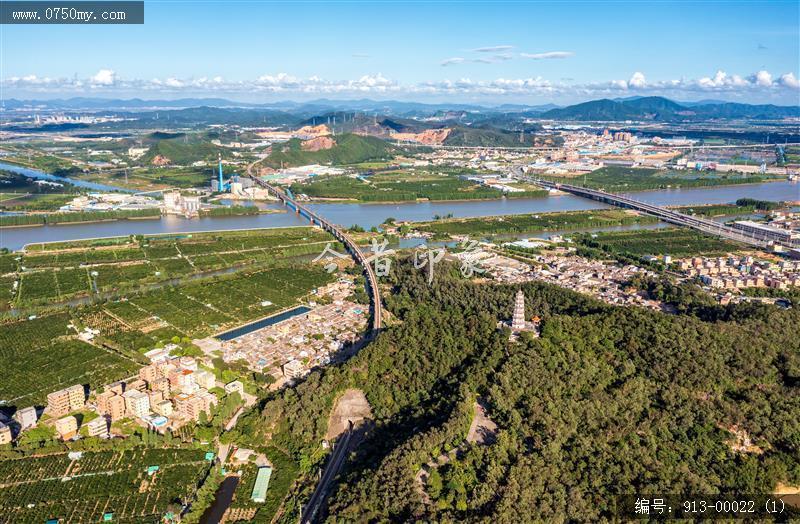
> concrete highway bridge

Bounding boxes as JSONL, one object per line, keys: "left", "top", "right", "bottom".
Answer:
{"left": 248, "top": 176, "right": 383, "bottom": 332}
{"left": 532, "top": 178, "right": 789, "bottom": 249}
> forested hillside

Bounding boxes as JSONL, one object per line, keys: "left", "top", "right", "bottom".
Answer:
{"left": 230, "top": 260, "right": 800, "bottom": 522}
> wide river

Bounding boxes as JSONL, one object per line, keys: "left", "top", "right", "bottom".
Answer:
{"left": 0, "top": 161, "right": 798, "bottom": 251}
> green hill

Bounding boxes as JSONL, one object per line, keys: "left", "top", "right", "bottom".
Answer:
{"left": 263, "top": 133, "right": 396, "bottom": 168}
{"left": 141, "top": 135, "right": 225, "bottom": 165}
{"left": 541, "top": 96, "right": 800, "bottom": 121}
{"left": 442, "top": 125, "right": 526, "bottom": 147}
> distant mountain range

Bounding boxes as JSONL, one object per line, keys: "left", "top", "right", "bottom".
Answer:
{"left": 3, "top": 96, "right": 797, "bottom": 123}
{"left": 1, "top": 97, "right": 555, "bottom": 115}
{"left": 540, "top": 96, "right": 800, "bottom": 121}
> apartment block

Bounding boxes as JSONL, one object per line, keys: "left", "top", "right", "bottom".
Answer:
{"left": 47, "top": 385, "right": 85, "bottom": 417}
{"left": 138, "top": 364, "right": 160, "bottom": 384}
{"left": 122, "top": 390, "right": 151, "bottom": 420}
{"left": 153, "top": 400, "right": 173, "bottom": 417}
{"left": 194, "top": 369, "right": 216, "bottom": 390}
{"left": 107, "top": 394, "right": 126, "bottom": 421}
{"left": 150, "top": 377, "right": 171, "bottom": 396}
{"left": 14, "top": 407, "right": 38, "bottom": 430}
{"left": 86, "top": 416, "right": 109, "bottom": 437}
{"left": 0, "top": 422, "right": 11, "bottom": 445}
{"left": 54, "top": 415, "right": 79, "bottom": 440}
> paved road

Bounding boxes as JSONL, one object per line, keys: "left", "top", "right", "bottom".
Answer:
{"left": 300, "top": 424, "right": 354, "bottom": 524}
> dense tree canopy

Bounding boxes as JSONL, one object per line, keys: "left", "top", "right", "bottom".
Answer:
{"left": 236, "top": 259, "right": 800, "bottom": 522}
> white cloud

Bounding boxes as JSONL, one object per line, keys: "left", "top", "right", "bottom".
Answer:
{"left": 520, "top": 51, "right": 574, "bottom": 60}
{"left": 779, "top": 72, "right": 800, "bottom": 89}
{"left": 753, "top": 70, "right": 773, "bottom": 87}
{"left": 472, "top": 45, "right": 514, "bottom": 53}
{"left": 90, "top": 69, "right": 116, "bottom": 86}
{"left": 440, "top": 57, "right": 465, "bottom": 66}
{"left": 628, "top": 72, "right": 647, "bottom": 89}
{"left": 3, "top": 69, "right": 799, "bottom": 102}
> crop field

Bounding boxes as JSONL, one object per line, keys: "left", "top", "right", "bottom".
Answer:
{"left": 1, "top": 228, "right": 339, "bottom": 405}
{"left": 69, "top": 265, "right": 334, "bottom": 360}
{"left": 0, "top": 448, "right": 211, "bottom": 523}
{"left": 0, "top": 313, "right": 138, "bottom": 407}
{"left": 8, "top": 227, "right": 334, "bottom": 306}
{"left": 415, "top": 209, "right": 657, "bottom": 237}
{"left": 577, "top": 227, "right": 745, "bottom": 257}
{"left": 290, "top": 171, "right": 521, "bottom": 202}
{"left": 542, "top": 166, "right": 781, "bottom": 191}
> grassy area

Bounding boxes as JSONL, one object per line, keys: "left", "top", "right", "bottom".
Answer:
{"left": 0, "top": 208, "right": 161, "bottom": 228}
{"left": 576, "top": 227, "right": 745, "bottom": 258}
{"left": 672, "top": 203, "right": 757, "bottom": 216}
{"left": 413, "top": 209, "right": 657, "bottom": 237}
{"left": 0, "top": 448, "right": 211, "bottom": 523}
{"left": 543, "top": 166, "right": 781, "bottom": 191}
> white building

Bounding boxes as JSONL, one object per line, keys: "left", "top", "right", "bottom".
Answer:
{"left": 122, "top": 390, "right": 151, "bottom": 419}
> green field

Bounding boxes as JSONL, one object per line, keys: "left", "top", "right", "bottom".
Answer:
{"left": 543, "top": 166, "right": 781, "bottom": 191}
{"left": 0, "top": 227, "right": 340, "bottom": 407}
{"left": 577, "top": 227, "right": 745, "bottom": 257}
{"left": 292, "top": 168, "right": 547, "bottom": 202}
{"left": 0, "top": 313, "right": 139, "bottom": 407}
{"left": 4, "top": 227, "right": 334, "bottom": 307}
{"left": 413, "top": 209, "right": 657, "bottom": 237}
{"left": 0, "top": 448, "right": 211, "bottom": 523}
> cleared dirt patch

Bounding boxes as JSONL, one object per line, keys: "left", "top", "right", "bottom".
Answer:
{"left": 326, "top": 388, "right": 372, "bottom": 440}
{"left": 467, "top": 398, "right": 498, "bottom": 445}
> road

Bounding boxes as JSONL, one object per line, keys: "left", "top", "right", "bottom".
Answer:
{"left": 532, "top": 178, "right": 795, "bottom": 249}
{"left": 300, "top": 423, "right": 355, "bottom": 524}
{"left": 246, "top": 175, "right": 383, "bottom": 332}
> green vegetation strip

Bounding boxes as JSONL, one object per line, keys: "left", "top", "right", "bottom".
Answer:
{"left": 413, "top": 209, "right": 657, "bottom": 236}
{"left": 542, "top": 166, "right": 781, "bottom": 191}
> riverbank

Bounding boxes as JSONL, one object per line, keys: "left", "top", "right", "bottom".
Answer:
{"left": 0, "top": 166, "right": 796, "bottom": 250}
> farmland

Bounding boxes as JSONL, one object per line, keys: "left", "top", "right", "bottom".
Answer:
{"left": 291, "top": 169, "right": 547, "bottom": 202}
{"left": 0, "top": 227, "right": 339, "bottom": 408}
{"left": 223, "top": 448, "right": 299, "bottom": 523}
{"left": 576, "top": 227, "right": 745, "bottom": 258}
{"left": 1, "top": 265, "right": 333, "bottom": 407}
{"left": 3, "top": 227, "right": 335, "bottom": 308}
{"left": 0, "top": 313, "right": 139, "bottom": 407}
{"left": 413, "top": 209, "right": 658, "bottom": 237}
{"left": 541, "top": 166, "right": 782, "bottom": 191}
{"left": 0, "top": 448, "right": 211, "bottom": 523}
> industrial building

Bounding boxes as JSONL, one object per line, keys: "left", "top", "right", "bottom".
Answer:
{"left": 732, "top": 220, "right": 800, "bottom": 248}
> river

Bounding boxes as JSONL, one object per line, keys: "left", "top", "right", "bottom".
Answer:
{"left": 0, "top": 161, "right": 797, "bottom": 251}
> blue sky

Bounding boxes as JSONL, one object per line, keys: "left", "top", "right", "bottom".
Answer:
{"left": 2, "top": 0, "right": 799, "bottom": 104}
